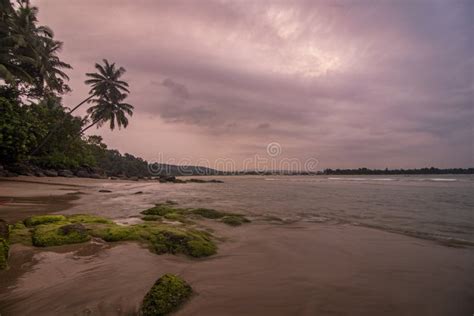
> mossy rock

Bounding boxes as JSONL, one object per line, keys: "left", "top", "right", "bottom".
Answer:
{"left": 0, "top": 237, "right": 9, "bottom": 270}
{"left": 186, "top": 239, "right": 216, "bottom": 257}
{"left": 190, "top": 208, "right": 250, "bottom": 226}
{"left": 221, "top": 215, "right": 251, "bottom": 226}
{"left": 10, "top": 214, "right": 218, "bottom": 258}
{"left": 142, "top": 215, "right": 163, "bottom": 222}
{"left": 9, "top": 222, "right": 32, "bottom": 246}
{"left": 141, "top": 274, "right": 192, "bottom": 316}
{"left": 68, "top": 214, "right": 113, "bottom": 224}
{"left": 191, "top": 208, "right": 225, "bottom": 219}
{"left": 141, "top": 204, "right": 187, "bottom": 217}
{"left": 90, "top": 225, "right": 141, "bottom": 242}
{"left": 32, "top": 223, "right": 91, "bottom": 247}
{"left": 163, "top": 213, "right": 185, "bottom": 221}
{"left": 144, "top": 225, "right": 216, "bottom": 258}
{"left": 24, "top": 215, "right": 67, "bottom": 227}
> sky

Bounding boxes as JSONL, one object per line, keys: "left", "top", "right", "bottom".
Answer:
{"left": 35, "top": 0, "right": 473, "bottom": 170}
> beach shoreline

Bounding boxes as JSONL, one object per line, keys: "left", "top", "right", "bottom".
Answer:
{"left": 0, "top": 176, "right": 473, "bottom": 315}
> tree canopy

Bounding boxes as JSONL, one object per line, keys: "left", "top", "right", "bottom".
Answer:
{"left": 0, "top": 0, "right": 142, "bottom": 177}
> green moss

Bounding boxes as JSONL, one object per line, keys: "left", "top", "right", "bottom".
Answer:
{"left": 32, "top": 223, "right": 91, "bottom": 247}
{"left": 11, "top": 221, "right": 27, "bottom": 230}
{"left": 133, "top": 224, "right": 217, "bottom": 258}
{"left": 90, "top": 225, "right": 140, "bottom": 242}
{"left": 142, "top": 215, "right": 163, "bottom": 221}
{"left": 163, "top": 213, "right": 185, "bottom": 221}
{"left": 11, "top": 213, "right": 218, "bottom": 258}
{"left": 68, "top": 214, "right": 113, "bottom": 224}
{"left": 191, "top": 208, "right": 225, "bottom": 219}
{"left": 9, "top": 222, "right": 32, "bottom": 246}
{"left": 0, "top": 238, "right": 9, "bottom": 270}
{"left": 221, "top": 215, "right": 251, "bottom": 226}
{"left": 190, "top": 208, "right": 250, "bottom": 226}
{"left": 87, "top": 223, "right": 217, "bottom": 257}
{"left": 186, "top": 239, "right": 216, "bottom": 257}
{"left": 24, "top": 215, "right": 67, "bottom": 227}
{"left": 141, "top": 274, "right": 192, "bottom": 316}
{"left": 141, "top": 204, "right": 187, "bottom": 216}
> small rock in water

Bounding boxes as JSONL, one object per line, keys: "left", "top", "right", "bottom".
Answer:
{"left": 99, "top": 189, "right": 112, "bottom": 193}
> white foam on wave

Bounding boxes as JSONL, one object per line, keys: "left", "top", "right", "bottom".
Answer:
{"left": 328, "top": 177, "right": 394, "bottom": 181}
{"left": 429, "top": 178, "right": 457, "bottom": 182}
{"left": 328, "top": 177, "right": 365, "bottom": 181}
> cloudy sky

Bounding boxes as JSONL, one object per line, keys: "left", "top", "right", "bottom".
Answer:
{"left": 35, "top": 0, "right": 473, "bottom": 170}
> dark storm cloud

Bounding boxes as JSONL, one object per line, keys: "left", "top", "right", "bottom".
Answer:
{"left": 35, "top": 0, "right": 473, "bottom": 168}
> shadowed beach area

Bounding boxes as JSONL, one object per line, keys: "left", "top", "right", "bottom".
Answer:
{"left": 0, "top": 176, "right": 473, "bottom": 315}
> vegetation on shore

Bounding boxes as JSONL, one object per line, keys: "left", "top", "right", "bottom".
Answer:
{"left": 0, "top": 0, "right": 152, "bottom": 178}
{"left": 141, "top": 274, "right": 193, "bottom": 316}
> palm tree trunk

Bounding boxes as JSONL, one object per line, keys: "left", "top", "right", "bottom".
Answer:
{"left": 30, "top": 95, "right": 94, "bottom": 156}
{"left": 68, "top": 95, "right": 94, "bottom": 114}
{"left": 80, "top": 119, "right": 101, "bottom": 134}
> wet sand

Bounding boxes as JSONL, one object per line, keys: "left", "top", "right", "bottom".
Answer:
{"left": 1, "top": 177, "right": 473, "bottom": 315}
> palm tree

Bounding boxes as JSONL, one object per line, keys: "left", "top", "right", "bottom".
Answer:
{"left": 31, "top": 59, "right": 131, "bottom": 154}
{"left": 35, "top": 38, "right": 72, "bottom": 96}
{"left": 81, "top": 93, "right": 134, "bottom": 133}
{"left": 66, "top": 59, "right": 130, "bottom": 114}
{"left": 0, "top": 0, "right": 37, "bottom": 85}
{"left": 0, "top": 0, "right": 71, "bottom": 96}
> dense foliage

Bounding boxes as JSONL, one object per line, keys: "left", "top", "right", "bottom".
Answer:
{"left": 0, "top": 0, "right": 142, "bottom": 176}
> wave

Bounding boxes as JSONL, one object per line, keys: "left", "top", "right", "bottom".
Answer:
{"left": 296, "top": 213, "right": 473, "bottom": 247}
{"left": 353, "top": 222, "right": 474, "bottom": 247}
{"left": 411, "top": 178, "right": 458, "bottom": 182}
{"left": 328, "top": 177, "right": 395, "bottom": 181}
{"left": 328, "top": 177, "right": 366, "bottom": 181}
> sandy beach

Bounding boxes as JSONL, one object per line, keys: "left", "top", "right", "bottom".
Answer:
{"left": 0, "top": 176, "right": 473, "bottom": 315}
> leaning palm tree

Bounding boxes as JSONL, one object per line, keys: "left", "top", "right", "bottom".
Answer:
{"left": 81, "top": 94, "right": 134, "bottom": 133}
{"left": 65, "top": 59, "right": 130, "bottom": 114}
{"left": 31, "top": 59, "right": 131, "bottom": 155}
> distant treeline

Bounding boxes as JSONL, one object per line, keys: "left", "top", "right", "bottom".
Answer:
{"left": 322, "top": 167, "right": 474, "bottom": 175}
{"left": 206, "top": 168, "right": 474, "bottom": 176}
{"left": 178, "top": 165, "right": 474, "bottom": 176}
{"left": 159, "top": 167, "right": 474, "bottom": 176}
